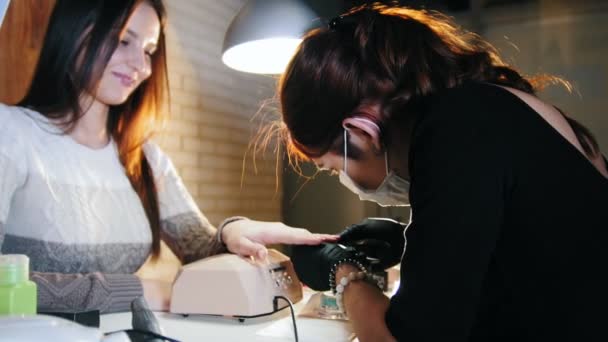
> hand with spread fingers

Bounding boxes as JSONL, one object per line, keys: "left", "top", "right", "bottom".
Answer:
{"left": 221, "top": 219, "right": 338, "bottom": 261}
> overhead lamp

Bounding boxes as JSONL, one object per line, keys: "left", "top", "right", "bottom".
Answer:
{"left": 222, "top": 0, "right": 318, "bottom": 75}
{"left": 0, "top": 0, "right": 10, "bottom": 29}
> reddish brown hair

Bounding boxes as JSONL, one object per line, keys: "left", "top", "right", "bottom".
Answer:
{"left": 20, "top": 0, "right": 169, "bottom": 258}
{"left": 276, "top": 3, "right": 599, "bottom": 165}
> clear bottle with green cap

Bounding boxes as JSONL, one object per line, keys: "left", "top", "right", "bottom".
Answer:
{"left": 0, "top": 254, "right": 37, "bottom": 315}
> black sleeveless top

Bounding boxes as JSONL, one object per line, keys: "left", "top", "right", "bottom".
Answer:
{"left": 385, "top": 82, "right": 608, "bottom": 341}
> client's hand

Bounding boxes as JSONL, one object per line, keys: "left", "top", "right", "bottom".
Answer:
{"left": 290, "top": 243, "right": 361, "bottom": 291}
{"left": 140, "top": 278, "right": 172, "bottom": 312}
{"left": 339, "top": 217, "right": 407, "bottom": 269}
{"left": 221, "top": 219, "right": 338, "bottom": 261}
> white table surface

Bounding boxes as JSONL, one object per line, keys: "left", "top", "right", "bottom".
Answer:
{"left": 100, "top": 289, "right": 354, "bottom": 342}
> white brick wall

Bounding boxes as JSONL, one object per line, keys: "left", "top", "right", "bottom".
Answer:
{"left": 156, "top": 0, "right": 281, "bottom": 226}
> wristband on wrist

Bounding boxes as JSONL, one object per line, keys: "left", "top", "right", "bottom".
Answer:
{"left": 217, "top": 216, "right": 248, "bottom": 245}
{"left": 329, "top": 256, "right": 368, "bottom": 295}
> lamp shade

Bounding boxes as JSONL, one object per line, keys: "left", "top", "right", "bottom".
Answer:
{"left": 222, "top": 0, "right": 318, "bottom": 74}
{"left": 0, "top": 0, "right": 9, "bottom": 29}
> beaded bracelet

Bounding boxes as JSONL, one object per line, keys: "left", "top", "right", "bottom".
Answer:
{"left": 334, "top": 271, "right": 383, "bottom": 316}
{"left": 328, "top": 257, "right": 368, "bottom": 295}
{"left": 335, "top": 271, "right": 366, "bottom": 314}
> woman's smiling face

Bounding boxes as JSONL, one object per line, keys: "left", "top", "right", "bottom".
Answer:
{"left": 93, "top": 2, "right": 160, "bottom": 105}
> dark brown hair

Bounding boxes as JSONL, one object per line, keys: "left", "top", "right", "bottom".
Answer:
{"left": 277, "top": 3, "right": 599, "bottom": 165}
{"left": 19, "top": 0, "right": 169, "bottom": 258}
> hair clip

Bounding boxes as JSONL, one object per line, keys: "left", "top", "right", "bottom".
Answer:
{"left": 327, "top": 15, "right": 357, "bottom": 31}
{"left": 328, "top": 15, "right": 344, "bottom": 30}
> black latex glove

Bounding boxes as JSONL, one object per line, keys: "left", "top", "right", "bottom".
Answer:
{"left": 290, "top": 243, "right": 363, "bottom": 291}
{"left": 338, "top": 217, "right": 407, "bottom": 270}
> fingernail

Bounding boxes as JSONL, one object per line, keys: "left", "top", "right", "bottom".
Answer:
{"left": 258, "top": 251, "right": 270, "bottom": 265}
{"left": 258, "top": 249, "right": 267, "bottom": 260}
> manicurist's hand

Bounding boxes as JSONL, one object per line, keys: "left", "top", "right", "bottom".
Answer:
{"left": 290, "top": 243, "right": 358, "bottom": 291}
{"left": 339, "top": 217, "right": 407, "bottom": 269}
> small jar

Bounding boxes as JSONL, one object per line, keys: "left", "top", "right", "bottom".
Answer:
{"left": 0, "top": 254, "right": 37, "bottom": 315}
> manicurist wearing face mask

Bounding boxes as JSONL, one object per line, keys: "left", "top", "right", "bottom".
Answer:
{"left": 276, "top": 4, "right": 608, "bottom": 342}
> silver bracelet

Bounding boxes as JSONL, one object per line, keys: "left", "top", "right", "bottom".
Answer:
{"left": 217, "top": 216, "right": 248, "bottom": 245}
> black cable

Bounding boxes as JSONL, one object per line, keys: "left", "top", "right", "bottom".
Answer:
{"left": 107, "top": 297, "right": 296, "bottom": 342}
{"left": 274, "top": 295, "right": 299, "bottom": 342}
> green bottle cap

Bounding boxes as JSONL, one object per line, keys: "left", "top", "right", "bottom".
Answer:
{"left": 0, "top": 254, "right": 29, "bottom": 286}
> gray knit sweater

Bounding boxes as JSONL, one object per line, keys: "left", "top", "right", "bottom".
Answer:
{"left": 0, "top": 104, "right": 226, "bottom": 313}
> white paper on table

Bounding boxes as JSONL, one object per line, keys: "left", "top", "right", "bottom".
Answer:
{"left": 256, "top": 315, "right": 354, "bottom": 342}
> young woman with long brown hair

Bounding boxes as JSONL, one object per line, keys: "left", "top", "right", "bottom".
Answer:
{"left": 0, "top": 0, "right": 334, "bottom": 313}
{"left": 282, "top": 4, "right": 608, "bottom": 341}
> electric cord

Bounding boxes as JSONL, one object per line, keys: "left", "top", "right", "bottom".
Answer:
{"left": 105, "top": 296, "right": 296, "bottom": 341}
{"left": 274, "top": 295, "right": 299, "bottom": 342}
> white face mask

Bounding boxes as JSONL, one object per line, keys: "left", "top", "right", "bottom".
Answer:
{"left": 338, "top": 129, "right": 410, "bottom": 207}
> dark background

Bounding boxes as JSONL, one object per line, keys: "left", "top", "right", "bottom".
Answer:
{"left": 307, "top": 0, "right": 537, "bottom": 17}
